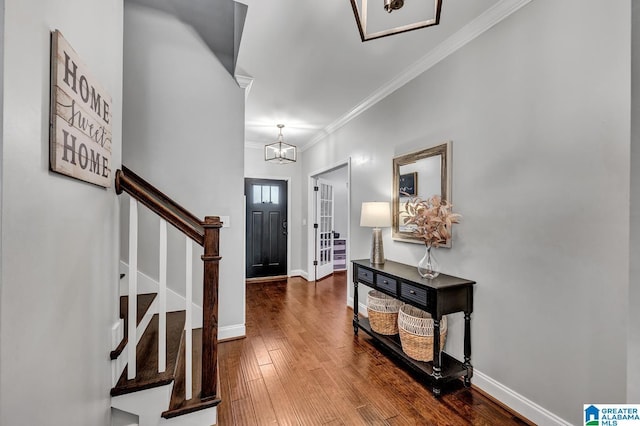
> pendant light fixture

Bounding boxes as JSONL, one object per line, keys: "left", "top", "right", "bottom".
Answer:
{"left": 350, "top": 0, "right": 442, "bottom": 42}
{"left": 265, "top": 124, "right": 297, "bottom": 164}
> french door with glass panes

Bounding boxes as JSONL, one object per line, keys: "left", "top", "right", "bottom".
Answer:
{"left": 314, "top": 178, "right": 334, "bottom": 280}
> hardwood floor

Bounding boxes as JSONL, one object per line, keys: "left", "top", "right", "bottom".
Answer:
{"left": 217, "top": 272, "right": 531, "bottom": 426}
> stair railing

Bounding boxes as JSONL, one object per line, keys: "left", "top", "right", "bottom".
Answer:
{"left": 115, "top": 166, "right": 221, "bottom": 402}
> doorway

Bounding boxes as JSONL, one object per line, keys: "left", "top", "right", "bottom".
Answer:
{"left": 308, "top": 161, "right": 350, "bottom": 283}
{"left": 245, "top": 178, "right": 288, "bottom": 279}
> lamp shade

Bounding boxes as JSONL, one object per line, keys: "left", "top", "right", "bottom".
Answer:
{"left": 360, "top": 202, "right": 391, "bottom": 227}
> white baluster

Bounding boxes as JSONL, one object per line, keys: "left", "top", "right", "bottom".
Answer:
{"left": 158, "top": 219, "right": 167, "bottom": 373}
{"left": 185, "top": 237, "right": 193, "bottom": 400}
{"left": 128, "top": 198, "right": 138, "bottom": 380}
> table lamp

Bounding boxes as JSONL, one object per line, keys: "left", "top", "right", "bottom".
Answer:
{"left": 360, "top": 202, "right": 391, "bottom": 264}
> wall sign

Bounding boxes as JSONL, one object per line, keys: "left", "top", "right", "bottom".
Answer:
{"left": 50, "top": 30, "right": 112, "bottom": 188}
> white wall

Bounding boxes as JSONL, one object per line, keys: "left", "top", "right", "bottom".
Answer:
{"left": 245, "top": 146, "right": 303, "bottom": 273}
{"left": 629, "top": 0, "right": 640, "bottom": 403}
{"left": 122, "top": 4, "right": 246, "bottom": 335}
{"left": 0, "top": 0, "right": 123, "bottom": 424}
{"left": 301, "top": 0, "right": 630, "bottom": 424}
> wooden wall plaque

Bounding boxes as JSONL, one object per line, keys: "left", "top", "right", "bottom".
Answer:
{"left": 50, "top": 30, "right": 112, "bottom": 188}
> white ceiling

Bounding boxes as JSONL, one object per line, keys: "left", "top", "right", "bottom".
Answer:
{"left": 235, "top": 0, "right": 506, "bottom": 151}
{"left": 126, "top": 0, "right": 528, "bottom": 151}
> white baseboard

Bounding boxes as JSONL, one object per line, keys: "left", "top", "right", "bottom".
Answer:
{"left": 111, "top": 319, "right": 125, "bottom": 387}
{"left": 290, "top": 269, "right": 307, "bottom": 279}
{"left": 473, "top": 370, "right": 572, "bottom": 426}
{"left": 346, "top": 297, "right": 568, "bottom": 425}
{"left": 111, "top": 319, "right": 124, "bottom": 351}
{"left": 347, "top": 297, "right": 368, "bottom": 317}
{"left": 219, "top": 324, "right": 246, "bottom": 341}
{"left": 112, "top": 348, "right": 127, "bottom": 387}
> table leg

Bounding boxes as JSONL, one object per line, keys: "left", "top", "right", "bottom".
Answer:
{"left": 432, "top": 318, "right": 442, "bottom": 379}
{"left": 353, "top": 279, "right": 359, "bottom": 335}
{"left": 432, "top": 317, "right": 442, "bottom": 396}
{"left": 464, "top": 311, "right": 472, "bottom": 387}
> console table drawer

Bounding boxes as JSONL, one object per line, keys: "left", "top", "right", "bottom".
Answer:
{"left": 356, "top": 267, "right": 374, "bottom": 284}
{"left": 401, "top": 283, "right": 427, "bottom": 305}
{"left": 376, "top": 275, "right": 397, "bottom": 294}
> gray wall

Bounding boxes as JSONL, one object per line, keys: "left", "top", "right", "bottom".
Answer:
{"left": 300, "top": 0, "right": 630, "bottom": 423}
{"left": 630, "top": 0, "right": 640, "bottom": 403}
{"left": 122, "top": 4, "right": 246, "bottom": 333}
{"left": 0, "top": 0, "right": 123, "bottom": 424}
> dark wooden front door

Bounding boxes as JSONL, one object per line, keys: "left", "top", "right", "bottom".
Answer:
{"left": 245, "top": 178, "right": 288, "bottom": 278}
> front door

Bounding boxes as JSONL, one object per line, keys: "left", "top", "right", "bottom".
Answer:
{"left": 245, "top": 178, "right": 288, "bottom": 278}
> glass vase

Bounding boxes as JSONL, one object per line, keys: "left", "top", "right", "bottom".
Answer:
{"left": 418, "top": 244, "right": 440, "bottom": 279}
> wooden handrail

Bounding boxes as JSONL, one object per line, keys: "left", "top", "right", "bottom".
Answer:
{"left": 115, "top": 167, "right": 205, "bottom": 246}
{"left": 115, "top": 166, "right": 222, "bottom": 402}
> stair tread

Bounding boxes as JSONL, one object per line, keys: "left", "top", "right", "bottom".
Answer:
{"left": 111, "top": 311, "right": 185, "bottom": 396}
{"left": 162, "top": 328, "right": 221, "bottom": 419}
{"left": 110, "top": 293, "right": 157, "bottom": 360}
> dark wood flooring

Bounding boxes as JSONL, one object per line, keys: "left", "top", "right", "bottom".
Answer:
{"left": 217, "top": 272, "right": 532, "bottom": 426}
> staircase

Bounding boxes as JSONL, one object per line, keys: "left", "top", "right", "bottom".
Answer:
{"left": 110, "top": 167, "right": 222, "bottom": 426}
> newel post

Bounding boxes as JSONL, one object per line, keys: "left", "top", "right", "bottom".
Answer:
{"left": 201, "top": 216, "right": 222, "bottom": 400}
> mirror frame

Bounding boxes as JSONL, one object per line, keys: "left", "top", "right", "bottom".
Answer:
{"left": 392, "top": 141, "right": 452, "bottom": 244}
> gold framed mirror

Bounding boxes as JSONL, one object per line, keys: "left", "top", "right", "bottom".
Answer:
{"left": 392, "top": 141, "right": 452, "bottom": 244}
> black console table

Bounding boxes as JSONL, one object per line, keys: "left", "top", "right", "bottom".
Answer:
{"left": 352, "top": 259, "right": 475, "bottom": 396}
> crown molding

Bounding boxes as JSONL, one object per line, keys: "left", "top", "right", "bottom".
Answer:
{"left": 301, "top": 0, "right": 531, "bottom": 153}
{"left": 235, "top": 74, "right": 254, "bottom": 100}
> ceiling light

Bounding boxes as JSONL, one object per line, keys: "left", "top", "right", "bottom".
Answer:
{"left": 350, "top": 0, "right": 442, "bottom": 42}
{"left": 265, "top": 124, "right": 296, "bottom": 164}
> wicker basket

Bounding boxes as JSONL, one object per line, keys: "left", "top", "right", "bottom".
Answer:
{"left": 367, "top": 290, "right": 403, "bottom": 335}
{"left": 398, "top": 304, "right": 447, "bottom": 362}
